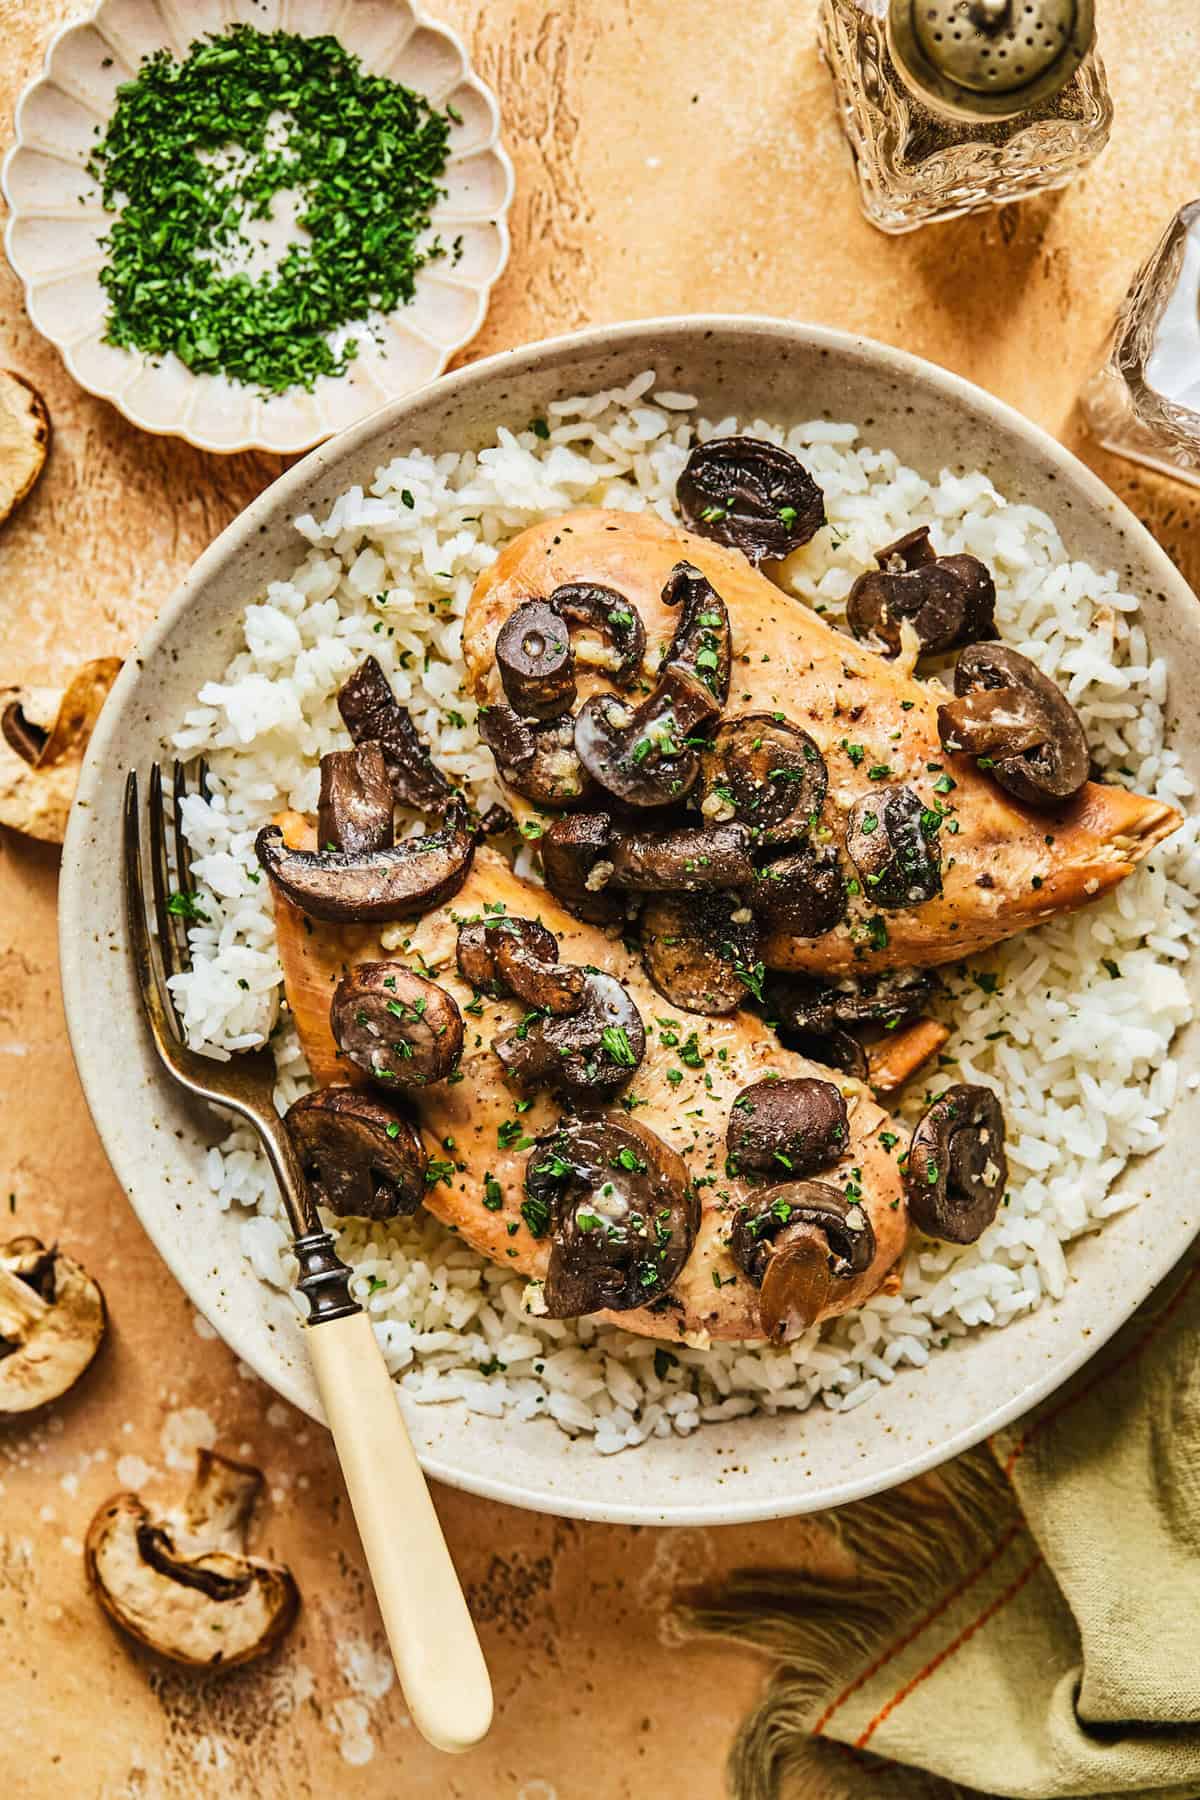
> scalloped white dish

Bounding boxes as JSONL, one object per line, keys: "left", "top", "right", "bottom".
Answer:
{"left": 2, "top": 0, "right": 513, "bottom": 455}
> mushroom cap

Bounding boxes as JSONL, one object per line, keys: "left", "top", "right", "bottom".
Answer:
{"left": 496, "top": 599, "right": 577, "bottom": 720}
{"left": 640, "top": 889, "right": 761, "bottom": 1015}
{"left": 456, "top": 915, "right": 586, "bottom": 1014}
{"left": 495, "top": 970, "right": 646, "bottom": 1097}
{"left": 330, "top": 962, "right": 464, "bottom": 1089}
{"left": 337, "top": 656, "right": 452, "bottom": 812}
{"left": 0, "top": 1237, "right": 106, "bottom": 1414}
{"left": 726, "top": 1076, "right": 849, "bottom": 1176}
{"left": 285, "top": 1086, "right": 427, "bottom": 1219}
{"left": 540, "top": 812, "right": 626, "bottom": 924}
{"left": 940, "top": 642, "right": 1090, "bottom": 808}
{"left": 844, "top": 784, "right": 943, "bottom": 909}
{"left": 728, "top": 1181, "right": 876, "bottom": 1342}
{"left": 549, "top": 581, "right": 646, "bottom": 688}
{"left": 748, "top": 845, "right": 847, "bottom": 937}
{"left": 697, "top": 713, "right": 828, "bottom": 846}
{"left": 905, "top": 1083, "right": 1008, "bottom": 1243}
{"left": 479, "top": 706, "right": 591, "bottom": 808}
{"left": 85, "top": 1449, "right": 299, "bottom": 1670}
{"left": 317, "top": 743, "right": 395, "bottom": 856}
{"left": 676, "top": 435, "right": 826, "bottom": 564}
{"left": 254, "top": 809, "right": 475, "bottom": 923}
{"left": 846, "top": 525, "right": 996, "bottom": 658}
{"left": 607, "top": 820, "right": 756, "bottom": 893}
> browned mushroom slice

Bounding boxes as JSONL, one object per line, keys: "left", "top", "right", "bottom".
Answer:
{"left": 574, "top": 664, "right": 716, "bottom": 809}
{"left": 641, "top": 890, "right": 762, "bottom": 1015}
{"left": 285, "top": 1086, "right": 427, "bottom": 1219}
{"left": 938, "top": 643, "right": 1090, "bottom": 808}
{"left": 540, "top": 812, "right": 625, "bottom": 924}
{"left": 846, "top": 525, "right": 996, "bottom": 658}
{"left": 607, "top": 821, "right": 756, "bottom": 892}
{"left": 769, "top": 968, "right": 939, "bottom": 1037}
{"left": 317, "top": 743, "right": 394, "bottom": 854}
{"left": 479, "top": 706, "right": 590, "bottom": 808}
{"left": 749, "top": 845, "right": 847, "bottom": 936}
{"left": 726, "top": 1077, "right": 849, "bottom": 1176}
{"left": 905, "top": 1083, "right": 1007, "bottom": 1243}
{"left": 495, "top": 972, "right": 645, "bottom": 1097}
{"left": 550, "top": 582, "right": 646, "bottom": 688}
{"left": 845, "top": 784, "right": 943, "bottom": 908}
{"left": 254, "top": 805, "right": 474, "bottom": 923}
{"left": 729, "top": 1181, "right": 875, "bottom": 1342}
{"left": 660, "top": 561, "right": 732, "bottom": 704}
{"left": 337, "top": 656, "right": 453, "bottom": 811}
{"left": 330, "top": 962, "right": 464, "bottom": 1088}
{"left": 0, "top": 1237, "right": 106, "bottom": 1414}
{"left": 677, "top": 435, "right": 826, "bottom": 564}
{"left": 455, "top": 915, "right": 586, "bottom": 1015}
{"left": 524, "top": 1115, "right": 698, "bottom": 1317}
{"left": 85, "top": 1449, "right": 299, "bottom": 1670}
{"left": 697, "top": 714, "right": 827, "bottom": 845}
{"left": 495, "top": 600, "right": 577, "bottom": 719}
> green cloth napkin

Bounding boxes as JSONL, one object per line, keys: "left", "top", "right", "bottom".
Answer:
{"left": 682, "top": 1255, "right": 1200, "bottom": 1800}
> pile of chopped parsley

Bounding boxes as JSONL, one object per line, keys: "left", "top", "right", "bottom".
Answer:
{"left": 86, "top": 25, "right": 455, "bottom": 395}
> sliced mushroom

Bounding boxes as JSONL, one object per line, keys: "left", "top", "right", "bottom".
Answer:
{"left": 455, "top": 915, "right": 586, "bottom": 1014}
{"left": 496, "top": 972, "right": 645, "bottom": 1097}
{"left": 697, "top": 714, "right": 827, "bottom": 844}
{"left": 549, "top": 582, "right": 645, "bottom": 687}
{"left": 525, "top": 1115, "right": 698, "bottom": 1317}
{"left": 330, "top": 962, "right": 464, "bottom": 1088}
{"left": 845, "top": 784, "right": 943, "bottom": 908}
{"left": 938, "top": 643, "right": 1090, "bottom": 808}
{"left": 905, "top": 1083, "right": 1007, "bottom": 1243}
{"left": 480, "top": 706, "right": 590, "bottom": 808}
{"left": 0, "top": 657, "right": 121, "bottom": 843}
{"left": 255, "top": 805, "right": 475, "bottom": 923}
{"left": 85, "top": 1448, "right": 299, "bottom": 1670}
{"left": 285, "top": 1087, "right": 427, "bottom": 1219}
{"left": 726, "top": 1077, "right": 849, "bottom": 1176}
{"left": 768, "top": 968, "right": 940, "bottom": 1037}
{"left": 496, "top": 600, "right": 577, "bottom": 719}
{"left": 607, "top": 820, "right": 756, "bottom": 892}
{"left": 0, "top": 1237, "right": 106, "bottom": 1414}
{"left": 677, "top": 435, "right": 826, "bottom": 564}
{"left": 749, "top": 845, "right": 847, "bottom": 936}
{"left": 846, "top": 526, "right": 996, "bottom": 658}
{"left": 574, "top": 664, "right": 715, "bottom": 809}
{"left": 641, "top": 890, "right": 761, "bottom": 1015}
{"left": 660, "top": 562, "right": 732, "bottom": 705}
{"left": 729, "top": 1181, "right": 875, "bottom": 1342}
{"left": 337, "top": 656, "right": 452, "bottom": 812}
{"left": 0, "top": 369, "right": 50, "bottom": 527}
{"left": 540, "top": 812, "right": 625, "bottom": 924}
{"left": 317, "top": 743, "right": 394, "bottom": 855}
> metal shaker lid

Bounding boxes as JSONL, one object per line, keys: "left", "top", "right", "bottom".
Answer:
{"left": 887, "top": 0, "right": 1096, "bottom": 120}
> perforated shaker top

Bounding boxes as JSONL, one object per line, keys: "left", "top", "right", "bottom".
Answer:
{"left": 888, "top": 0, "right": 1096, "bottom": 118}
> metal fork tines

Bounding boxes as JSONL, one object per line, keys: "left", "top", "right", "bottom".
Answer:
{"left": 122, "top": 762, "right": 320, "bottom": 1248}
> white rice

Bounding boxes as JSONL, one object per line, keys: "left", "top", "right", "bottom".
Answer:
{"left": 170, "top": 369, "right": 1200, "bottom": 1454}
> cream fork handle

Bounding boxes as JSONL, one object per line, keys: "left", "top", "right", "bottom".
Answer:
{"left": 306, "top": 1310, "right": 493, "bottom": 1752}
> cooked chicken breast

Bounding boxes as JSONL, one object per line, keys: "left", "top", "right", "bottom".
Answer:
{"left": 463, "top": 509, "right": 1180, "bottom": 974}
{"left": 272, "top": 832, "right": 911, "bottom": 1344}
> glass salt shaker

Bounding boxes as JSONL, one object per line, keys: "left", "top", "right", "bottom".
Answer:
{"left": 819, "top": 0, "right": 1112, "bottom": 234}
{"left": 1081, "top": 203, "right": 1200, "bottom": 489}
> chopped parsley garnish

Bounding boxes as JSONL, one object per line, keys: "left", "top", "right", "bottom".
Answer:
{"left": 601, "top": 1024, "right": 638, "bottom": 1067}
{"left": 166, "top": 889, "right": 208, "bottom": 923}
{"left": 520, "top": 1195, "right": 551, "bottom": 1237}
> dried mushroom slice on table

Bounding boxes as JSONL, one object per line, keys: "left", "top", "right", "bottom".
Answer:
{"left": 0, "top": 658, "right": 122, "bottom": 842}
{"left": 0, "top": 1237, "right": 106, "bottom": 1412}
{"left": 85, "top": 1448, "right": 299, "bottom": 1670}
{"left": 0, "top": 369, "right": 50, "bottom": 526}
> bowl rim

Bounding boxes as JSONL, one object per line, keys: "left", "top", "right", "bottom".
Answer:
{"left": 61, "top": 314, "right": 1200, "bottom": 1524}
{"left": 1, "top": 0, "right": 515, "bottom": 456}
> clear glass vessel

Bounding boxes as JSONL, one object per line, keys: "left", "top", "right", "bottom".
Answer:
{"left": 1082, "top": 203, "right": 1200, "bottom": 489}
{"left": 819, "top": 0, "right": 1112, "bottom": 235}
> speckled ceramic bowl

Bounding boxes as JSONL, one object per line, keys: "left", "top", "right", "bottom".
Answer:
{"left": 60, "top": 319, "right": 1200, "bottom": 1525}
{"left": 2, "top": 0, "right": 513, "bottom": 454}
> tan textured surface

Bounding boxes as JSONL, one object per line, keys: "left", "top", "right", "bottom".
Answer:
{"left": 2, "top": 1, "right": 1200, "bottom": 1794}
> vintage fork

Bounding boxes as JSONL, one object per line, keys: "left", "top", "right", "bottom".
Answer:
{"left": 123, "top": 763, "right": 492, "bottom": 1752}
